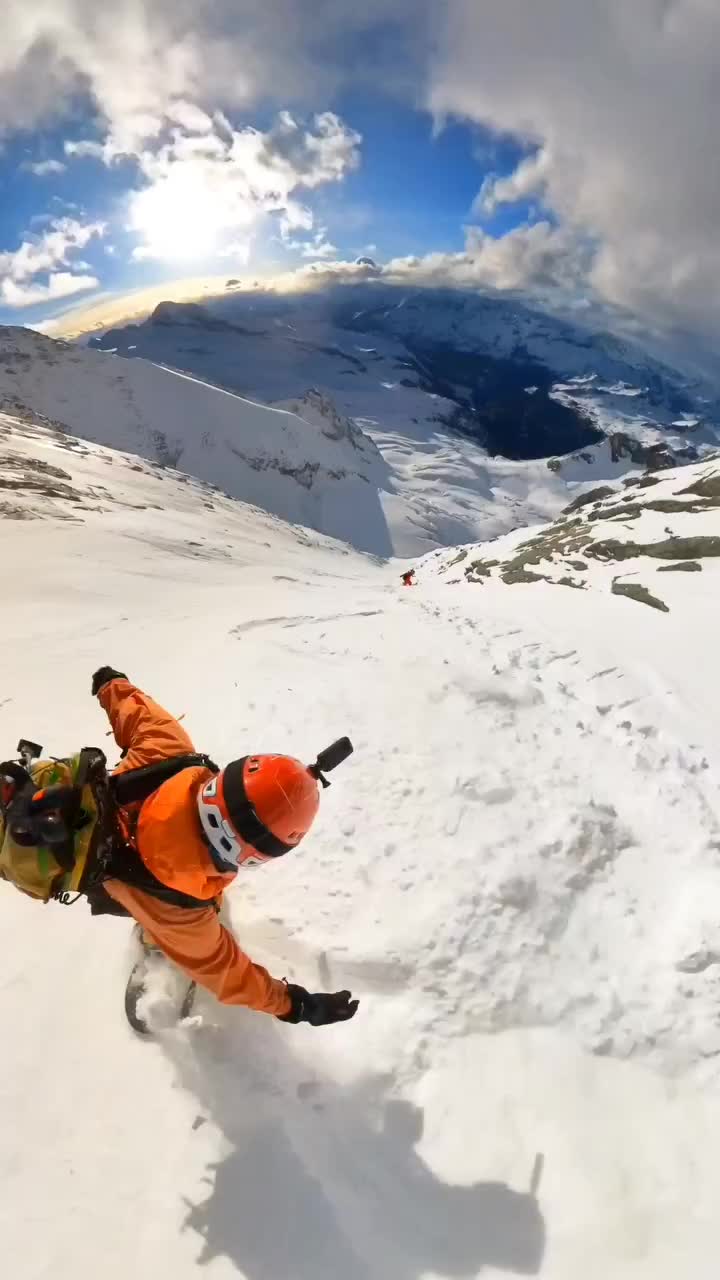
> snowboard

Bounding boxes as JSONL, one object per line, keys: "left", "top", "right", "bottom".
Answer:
{"left": 124, "top": 946, "right": 197, "bottom": 1036}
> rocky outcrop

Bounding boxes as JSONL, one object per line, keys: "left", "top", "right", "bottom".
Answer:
{"left": 431, "top": 457, "right": 720, "bottom": 620}
{"left": 611, "top": 579, "right": 670, "bottom": 612}
{"left": 589, "top": 535, "right": 720, "bottom": 562}
{"left": 282, "top": 388, "right": 375, "bottom": 453}
{"left": 608, "top": 431, "right": 698, "bottom": 470}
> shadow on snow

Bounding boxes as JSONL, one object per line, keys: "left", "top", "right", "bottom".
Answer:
{"left": 161, "top": 1009, "right": 546, "bottom": 1280}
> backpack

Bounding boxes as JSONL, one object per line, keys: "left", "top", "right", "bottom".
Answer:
{"left": 0, "top": 748, "right": 111, "bottom": 903}
{"left": 0, "top": 745, "right": 218, "bottom": 905}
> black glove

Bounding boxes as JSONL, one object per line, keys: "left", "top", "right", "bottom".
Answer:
{"left": 278, "top": 983, "right": 359, "bottom": 1026}
{"left": 91, "top": 666, "right": 127, "bottom": 697}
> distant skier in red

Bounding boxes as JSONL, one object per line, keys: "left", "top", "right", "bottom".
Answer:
{"left": 401, "top": 569, "right": 416, "bottom": 587}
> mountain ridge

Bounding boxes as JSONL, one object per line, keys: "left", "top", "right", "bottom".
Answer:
{"left": 91, "top": 284, "right": 720, "bottom": 464}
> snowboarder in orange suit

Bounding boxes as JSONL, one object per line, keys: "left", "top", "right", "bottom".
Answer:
{"left": 401, "top": 569, "right": 416, "bottom": 587}
{"left": 91, "top": 667, "right": 358, "bottom": 1027}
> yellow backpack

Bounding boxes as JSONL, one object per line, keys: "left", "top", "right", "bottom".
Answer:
{"left": 0, "top": 742, "right": 221, "bottom": 907}
{"left": 0, "top": 747, "right": 111, "bottom": 903}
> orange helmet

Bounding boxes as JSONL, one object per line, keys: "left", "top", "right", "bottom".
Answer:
{"left": 197, "top": 753, "right": 321, "bottom": 870}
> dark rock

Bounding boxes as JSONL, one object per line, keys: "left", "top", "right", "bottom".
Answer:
{"left": 656, "top": 561, "right": 702, "bottom": 573}
{"left": 608, "top": 432, "right": 698, "bottom": 470}
{"left": 622, "top": 474, "right": 662, "bottom": 489}
{"left": 611, "top": 580, "right": 670, "bottom": 612}
{"left": 565, "top": 486, "right": 615, "bottom": 513}
{"left": 678, "top": 471, "right": 720, "bottom": 501}
{"left": 590, "top": 535, "right": 720, "bottom": 562}
{"left": 501, "top": 566, "right": 550, "bottom": 585}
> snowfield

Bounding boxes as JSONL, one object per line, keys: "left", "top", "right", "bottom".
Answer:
{"left": 0, "top": 326, "right": 391, "bottom": 555}
{"left": 2, "top": 410, "right": 720, "bottom": 1279}
{"left": 0, "top": 321, "right": 576, "bottom": 560}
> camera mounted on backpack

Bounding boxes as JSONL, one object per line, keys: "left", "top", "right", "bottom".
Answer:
{"left": 1, "top": 739, "right": 101, "bottom": 858}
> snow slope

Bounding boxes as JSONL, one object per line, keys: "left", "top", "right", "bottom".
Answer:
{"left": 0, "top": 325, "right": 390, "bottom": 555}
{"left": 2, "top": 410, "right": 720, "bottom": 1278}
{"left": 423, "top": 456, "right": 720, "bottom": 620}
{"left": 1, "top": 323, "right": 589, "bottom": 559}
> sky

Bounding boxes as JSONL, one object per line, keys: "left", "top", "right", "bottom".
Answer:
{"left": 0, "top": 1, "right": 719, "bottom": 355}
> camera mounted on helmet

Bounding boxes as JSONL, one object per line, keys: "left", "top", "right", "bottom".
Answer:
{"left": 198, "top": 737, "right": 355, "bottom": 872}
{"left": 307, "top": 737, "right": 354, "bottom": 789}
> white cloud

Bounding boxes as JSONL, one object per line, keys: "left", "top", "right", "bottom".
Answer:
{"left": 64, "top": 139, "right": 107, "bottom": 161}
{"left": 279, "top": 206, "right": 339, "bottom": 261}
{"left": 282, "top": 228, "right": 338, "bottom": 260}
{"left": 272, "top": 257, "right": 386, "bottom": 291}
{"left": 430, "top": 0, "right": 720, "bottom": 336}
{"left": 301, "top": 234, "right": 338, "bottom": 261}
{"left": 165, "top": 100, "right": 213, "bottom": 134}
{"left": 257, "top": 111, "right": 361, "bottom": 190}
{"left": 24, "top": 158, "right": 67, "bottom": 177}
{"left": 477, "top": 149, "right": 551, "bottom": 215}
{"left": 120, "top": 111, "right": 360, "bottom": 262}
{"left": 384, "top": 222, "right": 593, "bottom": 299}
{"left": 0, "top": 217, "right": 105, "bottom": 281}
{"left": 1, "top": 272, "right": 98, "bottom": 308}
{"left": 244, "top": 223, "right": 590, "bottom": 300}
{"left": 51, "top": 196, "right": 81, "bottom": 213}
{"left": 0, "top": 2, "right": 426, "bottom": 147}
{"left": 279, "top": 205, "right": 315, "bottom": 238}
{"left": 0, "top": 217, "right": 104, "bottom": 309}
{"left": 218, "top": 241, "right": 251, "bottom": 266}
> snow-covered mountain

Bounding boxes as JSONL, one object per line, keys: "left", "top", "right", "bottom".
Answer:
{"left": 91, "top": 283, "right": 720, "bottom": 469}
{"left": 77, "top": 284, "right": 720, "bottom": 556}
{"left": 0, "top": 325, "right": 394, "bottom": 555}
{"left": 0, "top": 322, "right": 622, "bottom": 559}
{"left": 3, "top": 403, "right": 720, "bottom": 1279}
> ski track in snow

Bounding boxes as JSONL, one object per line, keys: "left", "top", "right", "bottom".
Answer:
{"left": 2, "top": 421, "right": 720, "bottom": 1279}
{"left": 160, "top": 579, "right": 720, "bottom": 1280}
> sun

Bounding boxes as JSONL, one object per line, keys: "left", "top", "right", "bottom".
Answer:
{"left": 128, "top": 164, "right": 252, "bottom": 262}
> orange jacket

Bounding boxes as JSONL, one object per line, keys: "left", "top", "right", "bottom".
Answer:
{"left": 98, "top": 678, "right": 291, "bottom": 1018}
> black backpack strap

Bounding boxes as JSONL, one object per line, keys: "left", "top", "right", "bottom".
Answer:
{"left": 1, "top": 760, "right": 33, "bottom": 795}
{"left": 75, "top": 746, "right": 107, "bottom": 789}
{"left": 109, "top": 753, "right": 219, "bottom": 808}
{"left": 99, "top": 753, "right": 220, "bottom": 909}
{"left": 1, "top": 761, "right": 34, "bottom": 826}
{"left": 102, "top": 838, "right": 212, "bottom": 909}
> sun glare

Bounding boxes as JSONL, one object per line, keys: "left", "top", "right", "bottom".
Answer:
{"left": 128, "top": 168, "right": 251, "bottom": 261}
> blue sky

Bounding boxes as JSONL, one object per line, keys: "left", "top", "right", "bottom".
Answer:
{"left": 0, "top": 89, "right": 536, "bottom": 329}
{"left": 312, "top": 93, "right": 534, "bottom": 258}
{"left": 0, "top": 3, "right": 717, "bottom": 347}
